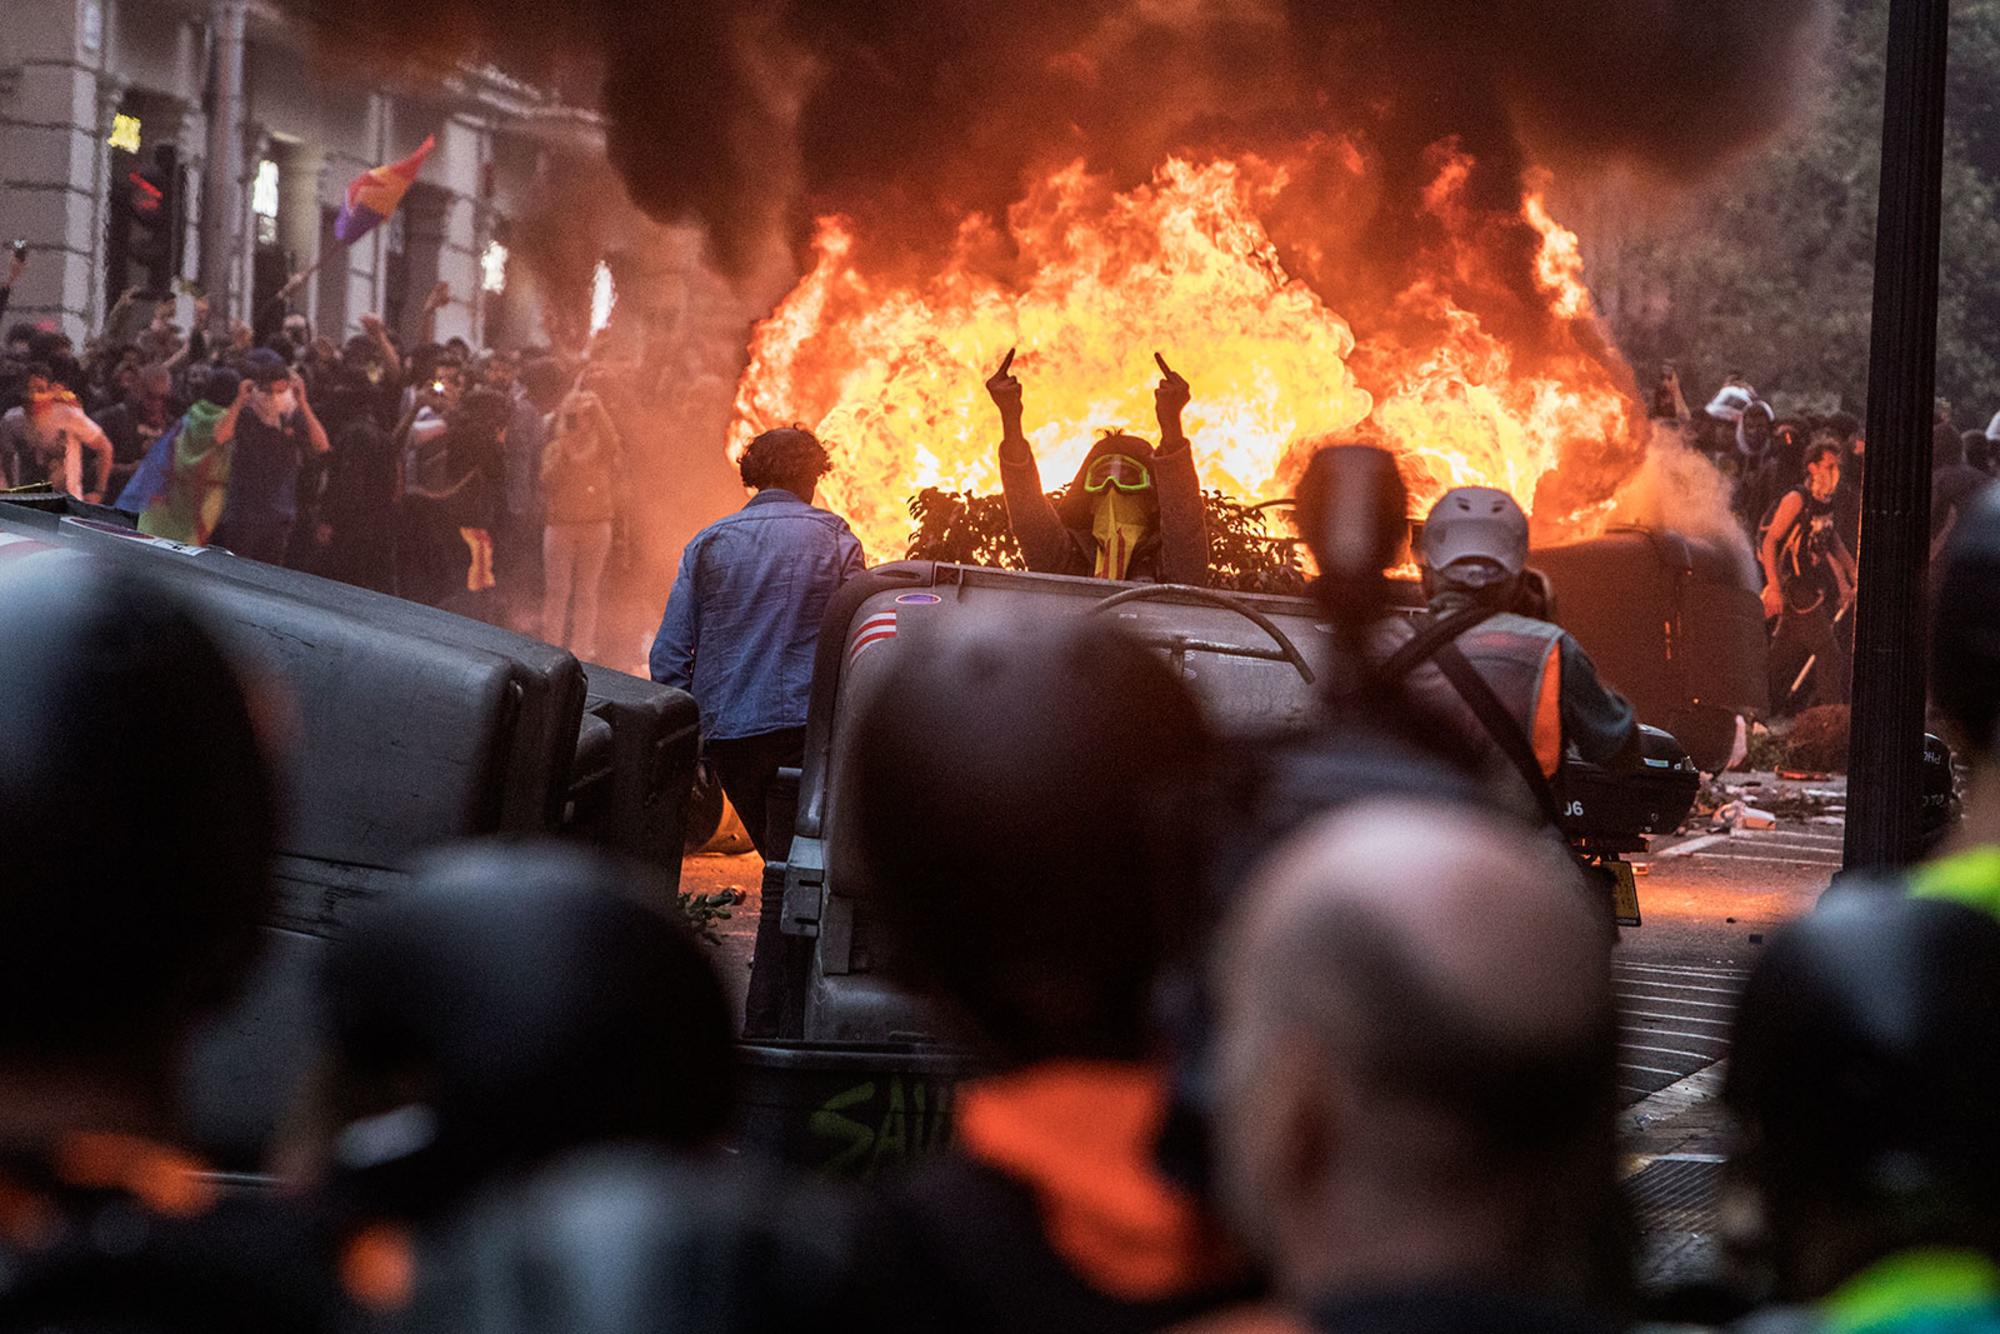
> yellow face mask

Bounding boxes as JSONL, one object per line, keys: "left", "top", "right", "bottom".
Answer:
{"left": 1091, "top": 488, "right": 1154, "bottom": 581}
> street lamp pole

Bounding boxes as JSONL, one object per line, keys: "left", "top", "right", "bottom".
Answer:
{"left": 1844, "top": 0, "right": 1950, "bottom": 872}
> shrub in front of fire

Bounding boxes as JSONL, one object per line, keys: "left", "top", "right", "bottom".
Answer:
{"left": 904, "top": 487, "right": 1307, "bottom": 595}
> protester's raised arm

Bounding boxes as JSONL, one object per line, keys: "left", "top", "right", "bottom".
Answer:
{"left": 292, "top": 369, "right": 331, "bottom": 455}
{"left": 985, "top": 348, "right": 1027, "bottom": 453}
{"left": 214, "top": 376, "right": 253, "bottom": 447}
{"left": 359, "top": 313, "right": 402, "bottom": 380}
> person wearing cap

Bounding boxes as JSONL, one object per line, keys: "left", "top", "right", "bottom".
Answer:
{"left": 983, "top": 349, "right": 1210, "bottom": 585}
{"left": 1720, "top": 894, "right": 2000, "bottom": 1332}
{"left": 1372, "top": 486, "right": 1638, "bottom": 820}
{"left": 210, "top": 345, "right": 329, "bottom": 565}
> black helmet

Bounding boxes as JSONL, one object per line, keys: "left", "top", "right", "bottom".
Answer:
{"left": 1931, "top": 485, "right": 2000, "bottom": 759}
{"left": 849, "top": 617, "right": 1208, "bottom": 1065}
{"left": 318, "top": 841, "right": 734, "bottom": 1220}
{"left": 1724, "top": 895, "right": 2000, "bottom": 1231}
{"left": 0, "top": 555, "right": 277, "bottom": 1062}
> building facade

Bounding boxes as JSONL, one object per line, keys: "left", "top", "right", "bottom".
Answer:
{"left": 1, "top": 0, "right": 601, "bottom": 347}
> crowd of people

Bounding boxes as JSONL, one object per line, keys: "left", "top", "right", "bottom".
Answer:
{"left": 1652, "top": 368, "right": 1999, "bottom": 713}
{"left": 11, "top": 248, "right": 2000, "bottom": 1327}
{"left": 12, "top": 405, "right": 2000, "bottom": 1331}
{"left": 0, "top": 259, "right": 628, "bottom": 662}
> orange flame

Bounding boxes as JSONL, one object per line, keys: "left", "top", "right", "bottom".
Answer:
{"left": 732, "top": 154, "right": 1638, "bottom": 560}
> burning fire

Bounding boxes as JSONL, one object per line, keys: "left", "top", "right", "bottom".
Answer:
{"left": 731, "top": 154, "right": 1639, "bottom": 561}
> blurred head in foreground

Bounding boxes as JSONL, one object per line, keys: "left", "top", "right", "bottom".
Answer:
{"left": 1209, "top": 800, "right": 1618, "bottom": 1310}
{"left": 850, "top": 616, "right": 1208, "bottom": 1066}
{"left": 311, "top": 841, "right": 734, "bottom": 1221}
{"left": 1722, "top": 895, "right": 2000, "bottom": 1304}
{"left": 0, "top": 555, "right": 276, "bottom": 1097}
{"left": 1932, "top": 486, "right": 2000, "bottom": 771}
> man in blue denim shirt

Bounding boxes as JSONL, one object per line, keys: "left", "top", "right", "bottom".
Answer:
{"left": 650, "top": 426, "right": 864, "bottom": 859}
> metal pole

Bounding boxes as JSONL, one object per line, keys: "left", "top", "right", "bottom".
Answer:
{"left": 200, "top": 0, "right": 247, "bottom": 323}
{"left": 1844, "top": 0, "right": 1950, "bottom": 873}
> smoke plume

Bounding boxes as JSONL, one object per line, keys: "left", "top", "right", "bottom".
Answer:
{"left": 301, "top": 1, "right": 1827, "bottom": 282}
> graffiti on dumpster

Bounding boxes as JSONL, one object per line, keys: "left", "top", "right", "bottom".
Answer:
{"left": 808, "top": 1074, "right": 956, "bottom": 1177}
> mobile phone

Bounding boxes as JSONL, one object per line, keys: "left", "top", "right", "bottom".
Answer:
{"left": 431, "top": 379, "right": 447, "bottom": 394}
{"left": 10, "top": 240, "right": 25, "bottom": 262}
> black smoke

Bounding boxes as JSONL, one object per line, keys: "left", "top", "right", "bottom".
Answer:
{"left": 299, "top": 0, "right": 1825, "bottom": 269}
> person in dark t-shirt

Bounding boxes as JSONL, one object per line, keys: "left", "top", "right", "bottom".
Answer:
{"left": 212, "top": 347, "right": 329, "bottom": 566}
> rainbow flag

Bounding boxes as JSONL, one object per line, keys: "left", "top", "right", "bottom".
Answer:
{"left": 333, "top": 135, "right": 435, "bottom": 245}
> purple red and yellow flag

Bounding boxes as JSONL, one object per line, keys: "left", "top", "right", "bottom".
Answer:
{"left": 333, "top": 135, "right": 435, "bottom": 245}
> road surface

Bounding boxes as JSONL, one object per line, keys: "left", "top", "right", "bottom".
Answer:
{"left": 681, "top": 772, "right": 1845, "bottom": 1291}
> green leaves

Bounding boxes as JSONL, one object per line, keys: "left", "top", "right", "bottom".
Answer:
{"left": 678, "top": 887, "right": 747, "bottom": 947}
{"left": 903, "top": 486, "right": 1308, "bottom": 594}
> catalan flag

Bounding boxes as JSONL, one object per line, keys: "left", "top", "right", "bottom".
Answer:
{"left": 333, "top": 135, "right": 436, "bottom": 245}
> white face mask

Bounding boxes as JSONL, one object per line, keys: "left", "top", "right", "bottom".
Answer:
{"left": 268, "top": 388, "right": 296, "bottom": 415}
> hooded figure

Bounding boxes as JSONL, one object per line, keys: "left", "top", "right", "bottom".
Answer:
{"left": 986, "top": 350, "right": 1209, "bottom": 585}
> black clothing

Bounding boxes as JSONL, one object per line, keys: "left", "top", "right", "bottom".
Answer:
{"left": 711, "top": 725, "right": 806, "bottom": 1039}
{"left": 1933, "top": 462, "right": 1993, "bottom": 545}
{"left": 210, "top": 515, "right": 294, "bottom": 565}
{"left": 708, "top": 726, "right": 807, "bottom": 862}
{"left": 382, "top": 1148, "right": 886, "bottom": 1334}
{"left": 869, "top": 1153, "right": 1248, "bottom": 1334}
{"left": 91, "top": 399, "right": 168, "bottom": 496}
{"left": 1308, "top": 1284, "right": 1621, "bottom": 1334}
{"left": 319, "top": 416, "right": 400, "bottom": 593}
{"left": 1834, "top": 452, "right": 1864, "bottom": 552}
{"left": 1769, "top": 486, "right": 1845, "bottom": 615}
{"left": 1771, "top": 602, "right": 1850, "bottom": 711}
{"left": 0, "top": 1149, "right": 338, "bottom": 1333}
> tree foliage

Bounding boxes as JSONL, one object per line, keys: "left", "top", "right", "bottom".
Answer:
{"left": 1593, "top": 0, "right": 2000, "bottom": 416}
{"left": 904, "top": 487, "right": 1308, "bottom": 594}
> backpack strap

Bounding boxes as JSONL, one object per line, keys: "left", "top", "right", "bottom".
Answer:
{"left": 1429, "top": 638, "right": 1567, "bottom": 828}
{"left": 1377, "top": 604, "right": 1498, "bottom": 683}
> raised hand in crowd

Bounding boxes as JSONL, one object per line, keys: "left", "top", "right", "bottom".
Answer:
{"left": 1153, "top": 350, "right": 1190, "bottom": 442}
{"left": 985, "top": 347, "right": 1024, "bottom": 439}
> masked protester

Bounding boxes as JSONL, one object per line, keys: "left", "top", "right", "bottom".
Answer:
{"left": 1760, "top": 441, "right": 1856, "bottom": 712}
{"left": 985, "top": 349, "right": 1209, "bottom": 585}
{"left": 210, "top": 347, "right": 331, "bottom": 565}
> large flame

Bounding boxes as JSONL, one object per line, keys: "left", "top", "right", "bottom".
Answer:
{"left": 731, "top": 153, "right": 1638, "bottom": 561}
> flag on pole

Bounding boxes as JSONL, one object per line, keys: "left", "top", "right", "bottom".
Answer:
{"left": 333, "top": 135, "right": 436, "bottom": 245}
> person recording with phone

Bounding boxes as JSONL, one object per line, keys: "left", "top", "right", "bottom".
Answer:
{"left": 984, "top": 349, "right": 1210, "bottom": 585}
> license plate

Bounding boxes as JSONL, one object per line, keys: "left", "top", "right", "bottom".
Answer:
{"left": 1607, "top": 859, "right": 1641, "bottom": 927}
